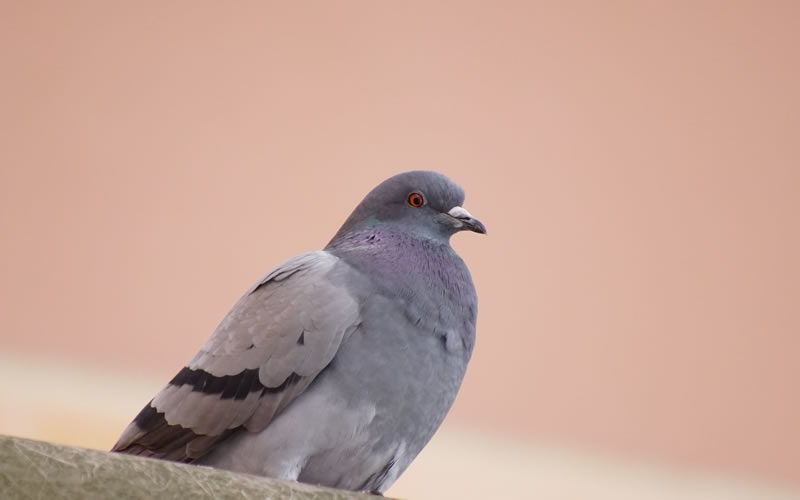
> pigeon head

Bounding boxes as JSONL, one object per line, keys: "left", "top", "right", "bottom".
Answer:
{"left": 329, "top": 171, "right": 486, "bottom": 245}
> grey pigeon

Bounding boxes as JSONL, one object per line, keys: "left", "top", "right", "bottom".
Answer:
{"left": 112, "top": 171, "right": 486, "bottom": 494}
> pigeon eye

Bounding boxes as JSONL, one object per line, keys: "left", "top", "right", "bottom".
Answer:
{"left": 407, "top": 193, "right": 425, "bottom": 207}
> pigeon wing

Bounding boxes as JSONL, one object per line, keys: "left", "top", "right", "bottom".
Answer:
{"left": 112, "top": 250, "right": 361, "bottom": 461}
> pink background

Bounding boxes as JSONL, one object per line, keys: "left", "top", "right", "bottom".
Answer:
{"left": 1, "top": 1, "right": 799, "bottom": 494}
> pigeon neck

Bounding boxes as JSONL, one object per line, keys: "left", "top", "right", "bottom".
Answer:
{"left": 326, "top": 226, "right": 451, "bottom": 254}
{"left": 324, "top": 227, "right": 469, "bottom": 294}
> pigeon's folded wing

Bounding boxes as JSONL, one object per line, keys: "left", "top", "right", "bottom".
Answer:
{"left": 112, "top": 251, "right": 361, "bottom": 461}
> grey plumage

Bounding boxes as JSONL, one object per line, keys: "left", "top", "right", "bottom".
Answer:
{"left": 113, "top": 171, "right": 485, "bottom": 493}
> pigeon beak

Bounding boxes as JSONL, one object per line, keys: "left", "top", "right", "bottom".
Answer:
{"left": 447, "top": 206, "right": 487, "bottom": 234}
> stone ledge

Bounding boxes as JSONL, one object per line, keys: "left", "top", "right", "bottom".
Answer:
{"left": 0, "top": 435, "right": 371, "bottom": 500}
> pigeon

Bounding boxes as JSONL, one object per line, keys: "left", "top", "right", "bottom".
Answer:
{"left": 112, "top": 170, "right": 486, "bottom": 494}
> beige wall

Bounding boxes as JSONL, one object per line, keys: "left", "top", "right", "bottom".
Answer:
{"left": 1, "top": 0, "right": 799, "bottom": 494}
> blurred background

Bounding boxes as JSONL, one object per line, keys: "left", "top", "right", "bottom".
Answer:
{"left": 1, "top": 2, "right": 799, "bottom": 499}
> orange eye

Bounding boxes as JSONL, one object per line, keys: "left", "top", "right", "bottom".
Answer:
{"left": 407, "top": 192, "right": 425, "bottom": 207}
